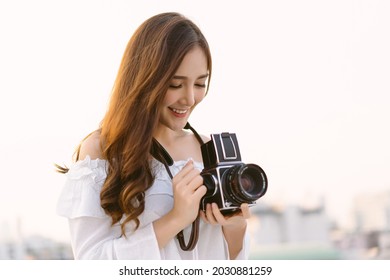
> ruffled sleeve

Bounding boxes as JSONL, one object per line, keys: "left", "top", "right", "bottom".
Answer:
{"left": 56, "top": 156, "right": 107, "bottom": 218}
{"left": 56, "top": 156, "right": 164, "bottom": 259}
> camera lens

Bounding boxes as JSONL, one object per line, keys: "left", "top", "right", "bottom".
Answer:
{"left": 240, "top": 166, "right": 264, "bottom": 195}
{"left": 225, "top": 164, "right": 267, "bottom": 204}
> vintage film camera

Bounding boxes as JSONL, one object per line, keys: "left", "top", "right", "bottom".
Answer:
{"left": 200, "top": 133, "right": 268, "bottom": 215}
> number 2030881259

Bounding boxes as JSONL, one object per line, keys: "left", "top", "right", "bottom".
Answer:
{"left": 211, "top": 266, "right": 272, "bottom": 276}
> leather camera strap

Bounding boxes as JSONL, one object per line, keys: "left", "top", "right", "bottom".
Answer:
{"left": 150, "top": 122, "right": 204, "bottom": 251}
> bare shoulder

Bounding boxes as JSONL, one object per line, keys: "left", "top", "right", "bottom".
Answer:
{"left": 78, "top": 130, "right": 103, "bottom": 161}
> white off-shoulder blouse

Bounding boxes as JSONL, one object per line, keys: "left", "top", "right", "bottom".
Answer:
{"left": 56, "top": 156, "right": 249, "bottom": 260}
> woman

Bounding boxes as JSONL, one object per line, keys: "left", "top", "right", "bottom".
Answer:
{"left": 57, "top": 12, "right": 250, "bottom": 260}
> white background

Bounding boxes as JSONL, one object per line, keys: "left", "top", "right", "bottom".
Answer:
{"left": 0, "top": 0, "right": 389, "bottom": 243}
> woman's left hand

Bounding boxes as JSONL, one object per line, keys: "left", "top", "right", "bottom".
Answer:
{"left": 199, "top": 203, "right": 250, "bottom": 229}
{"left": 200, "top": 203, "right": 250, "bottom": 259}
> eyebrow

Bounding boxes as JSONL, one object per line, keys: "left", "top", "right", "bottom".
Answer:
{"left": 172, "top": 74, "right": 209, "bottom": 80}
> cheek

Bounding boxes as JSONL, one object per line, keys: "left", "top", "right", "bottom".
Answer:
{"left": 162, "top": 91, "right": 177, "bottom": 106}
{"left": 194, "top": 92, "right": 206, "bottom": 105}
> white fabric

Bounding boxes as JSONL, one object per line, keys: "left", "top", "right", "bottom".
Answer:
{"left": 56, "top": 156, "right": 249, "bottom": 260}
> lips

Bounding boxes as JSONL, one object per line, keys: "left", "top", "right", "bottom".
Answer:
{"left": 169, "top": 107, "right": 188, "bottom": 114}
{"left": 168, "top": 107, "right": 189, "bottom": 117}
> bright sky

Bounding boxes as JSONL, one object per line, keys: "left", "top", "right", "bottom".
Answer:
{"left": 0, "top": 0, "right": 389, "bottom": 243}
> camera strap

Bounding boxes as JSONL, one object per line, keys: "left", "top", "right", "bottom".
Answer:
{"left": 150, "top": 122, "right": 204, "bottom": 251}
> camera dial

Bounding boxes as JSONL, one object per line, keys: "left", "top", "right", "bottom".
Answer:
{"left": 202, "top": 173, "right": 218, "bottom": 197}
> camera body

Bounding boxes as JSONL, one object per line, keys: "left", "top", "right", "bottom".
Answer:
{"left": 200, "top": 133, "right": 268, "bottom": 215}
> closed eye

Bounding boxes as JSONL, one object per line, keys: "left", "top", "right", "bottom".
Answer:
{"left": 169, "top": 84, "right": 183, "bottom": 89}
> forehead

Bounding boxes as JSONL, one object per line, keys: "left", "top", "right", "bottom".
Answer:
{"left": 174, "top": 46, "right": 208, "bottom": 77}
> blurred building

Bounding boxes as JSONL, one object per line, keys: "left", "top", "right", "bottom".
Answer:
{"left": 0, "top": 235, "right": 73, "bottom": 260}
{"left": 335, "top": 190, "right": 390, "bottom": 259}
{"left": 250, "top": 201, "right": 331, "bottom": 245}
{"left": 248, "top": 200, "right": 340, "bottom": 259}
{"left": 0, "top": 219, "right": 73, "bottom": 260}
{"left": 353, "top": 190, "right": 390, "bottom": 232}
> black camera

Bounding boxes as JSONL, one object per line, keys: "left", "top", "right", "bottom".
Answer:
{"left": 200, "top": 133, "right": 268, "bottom": 215}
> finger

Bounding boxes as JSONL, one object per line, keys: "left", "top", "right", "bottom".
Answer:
{"left": 206, "top": 203, "right": 218, "bottom": 225}
{"left": 199, "top": 209, "right": 209, "bottom": 223}
{"left": 179, "top": 168, "right": 201, "bottom": 187}
{"left": 193, "top": 185, "right": 207, "bottom": 201}
{"left": 241, "top": 203, "right": 251, "bottom": 219}
{"left": 173, "top": 160, "right": 194, "bottom": 182}
{"left": 186, "top": 174, "right": 204, "bottom": 192}
{"left": 211, "top": 203, "right": 227, "bottom": 225}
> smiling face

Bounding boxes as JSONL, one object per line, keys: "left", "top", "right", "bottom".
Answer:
{"left": 157, "top": 46, "right": 209, "bottom": 133}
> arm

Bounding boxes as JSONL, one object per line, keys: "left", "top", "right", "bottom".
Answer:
{"left": 63, "top": 137, "right": 206, "bottom": 256}
{"left": 222, "top": 220, "right": 247, "bottom": 259}
{"left": 69, "top": 216, "right": 161, "bottom": 259}
{"left": 200, "top": 203, "right": 251, "bottom": 259}
{"left": 66, "top": 160, "right": 207, "bottom": 259}
{"left": 58, "top": 136, "right": 164, "bottom": 259}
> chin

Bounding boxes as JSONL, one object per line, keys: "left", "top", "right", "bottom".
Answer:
{"left": 158, "top": 119, "right": 187, "bottom": 132}
{"left": 172, "top": 121, "right": 188, "bottom": 131}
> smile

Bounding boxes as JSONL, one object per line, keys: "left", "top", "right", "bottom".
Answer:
{"left": 169, "top": 107, "right": 188, "bottom": 114}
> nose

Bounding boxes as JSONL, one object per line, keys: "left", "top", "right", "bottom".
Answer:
{"left": 180, "top": 86, "right": 195, "bottom": 107}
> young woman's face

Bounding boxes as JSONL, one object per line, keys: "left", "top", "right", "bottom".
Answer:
{"left": 158, "top": 46, "right": 208, "bottom": 132}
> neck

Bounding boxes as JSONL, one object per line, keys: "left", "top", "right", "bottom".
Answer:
{"left": 153, "top": 126, "right": 188, "bottom": 146}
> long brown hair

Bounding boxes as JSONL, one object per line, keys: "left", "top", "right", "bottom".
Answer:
{"left": 59, "top": 12, "right": 212, "bottom": 235}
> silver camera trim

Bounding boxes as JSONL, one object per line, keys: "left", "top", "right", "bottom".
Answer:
{"left": 202, "top": 172, "right": 219, "bottom": 198}
{"left": 219, "top": 134, "right": 238, "bottom": 160}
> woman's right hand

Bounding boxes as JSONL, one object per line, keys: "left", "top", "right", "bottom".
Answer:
{"left": 153, "top": 160, "right": 206, "bottom": 249}
{"left": 170, "top": 160, "right": 207, "bottom": 228}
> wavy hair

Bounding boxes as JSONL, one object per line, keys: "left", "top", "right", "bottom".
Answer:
{"left": 60, "top": 12, "right": 212, "bottom": 235}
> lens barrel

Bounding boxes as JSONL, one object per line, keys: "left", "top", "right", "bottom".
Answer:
{"left": 225, "top": 164, "right": 267, "bottom": 204}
